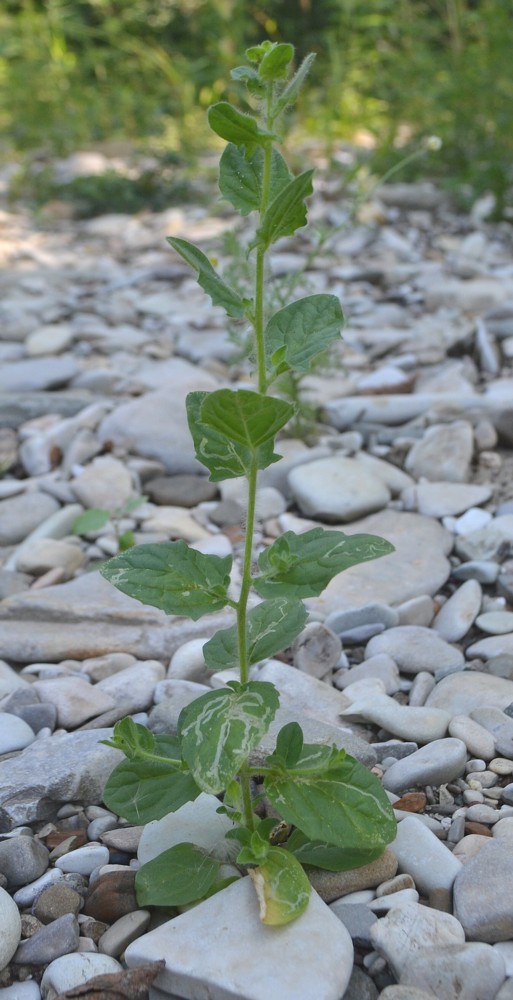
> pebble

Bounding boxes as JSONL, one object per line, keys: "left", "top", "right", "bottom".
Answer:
{"left": 308, "top": 850, "right": 398, "bottom": 902}
{"left": 476, "top": 611, "right": 513, "bottom": 635}
{"left": 98, "top": 909, "right": 151, "bottom": 957}
{"left": 382, "top": 738, "right": 468, "bottom": 794}
{"left": 0, "top": 714, "right": 36, "bottom": 754}
{"left": 401, "top": 481, "right": 492, "bottom": 518}
{"left": 453, "top": 840, "right": 513, "bottom": 941}
{"left": 370, "top": 901, "right": 465, "bottom": 979}
{"left": 40, "top": 952, "right": 123, "bottom": 999}
{"left": 32, "top": 883, "right": 82, "bottom": 923}
{"left": 0, "top": 886, "right": 22, "bottom": 971}
{"left": 0, "top": 493, "right": 60, "bottom": 546}
{"left": 12, "top": 913, "right": 79, "bottom": 966}
{"left": 0, "top": 837, "right": 49, "bottom": 889}
{"left": 334, "top": 654, "right": 401, "bottom": 695}
{"left": 399, "top": 943, "right": 506, "bottom": 1000}
{"left": 426, "top": 673, "right": 513, "bottom": 715}
{"left": 54, "top": 844, "right": 110, "bottom": 876}
{"left": 432, "top": 580, "right": 482, "bottom": 642}
{"left": 365, "top": 626, "right": 464, "bottom": 674}
{"left": 340, "top": 692, "right": 450, "bottom": 744}
{"left": 448, "top": 715, "right": 497, "bottom": 760}
{"left": 378, "top": 989, "right": 436, "bottom": 1000}
{"left": 404, "top": 421, "right": 474, "bottom": 483}
{"left": 288, "top": 455, "right": 391, "bottom": 522}
{"left": 391, "top": 815, "right": 462, "bottom": 893}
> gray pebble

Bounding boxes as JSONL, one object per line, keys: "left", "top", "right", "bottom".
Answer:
{"left": 12, "top": 913, "right": 79, "bottom": 966}
{"left": 382, "top": 738, "right": 468, "bottom": 794}
{"left": 0, "top": 836, "right": 49, "bottom": 889}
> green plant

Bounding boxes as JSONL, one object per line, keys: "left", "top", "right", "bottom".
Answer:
{"left": 73, "top": 496, "right": 147, "bottom": 553}
{"left": 99, "top": 40, "right": 396, "bottom": 926}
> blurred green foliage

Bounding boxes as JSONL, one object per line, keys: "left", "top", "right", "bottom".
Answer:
{"left": 1, "top": 1, "right": 512, "bottom": 214}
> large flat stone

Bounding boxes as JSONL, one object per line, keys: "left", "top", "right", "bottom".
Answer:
{"left": 125, "top": 876, "right": 354, "bottom": 1000}
{"left": 0, "top": 572, "right": 232, "bottom": 663}
{"left": 306, "top": 510, "right": 452, "bottom": 616}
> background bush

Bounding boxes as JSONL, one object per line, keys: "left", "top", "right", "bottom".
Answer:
{"left": 1, "top": 1, "right": 511, "bottom": 215}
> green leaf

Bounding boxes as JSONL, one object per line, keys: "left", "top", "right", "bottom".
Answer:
{"left": 99, "top": 541, "right": 232, "bottom": 620}
{"left": 255, "top": 169, "right": 314, "bottom": 250}
{"left": 118, "top": 530, "right": 135, "bottom": 551}
{"left": 266, "top": 294, "right": 344, "bottom": 376}
{"left": 166, "top": 237, "right": 246, "bottom": 318}
{"left": 186, "top": 389, "right": 294, "bottom": 482}
{"left": 249, "top": 847, "right": 311, "bottom": 925}
{"left": 273, "top": 722, "right": 304, "bottom": 768}
{"left": 73, "top": 508, "right": 110, "bottom": 534}
{"left": 202, "top": 598, "right": 308, "bottom": 671}
{"left": 103, "top": 758, "right": 201, "bottom": 824}
{"left": 219, "top": 145, "right": 291, "bottom": 217}
{"left": 207, "top": 102, "right": 274, "bottom": 155}
{"left": 272, "top": 53, "right": 316, "bottom": 118}
{"left": 259, "top": 43, "right": 294, "bottom": 81}
{"left": 101, "top": 717, "right": 159, "bottom": 758}
{"left": 285, "top": 829, "right": 383, "bottom": 872}
{"left": 178, "top": 681, "right": 280, "bottom": 794}
{"left": 254, "top": 528, "right": 395, "bottom": 599}
{"left": 265, "top": 747, "right": 397, "bottom": 851}
{"left": 120, "top": 495, "right": 148, "bottom": 515}
{"left": 135, "top": 843, "right": 220, "bottom": 908}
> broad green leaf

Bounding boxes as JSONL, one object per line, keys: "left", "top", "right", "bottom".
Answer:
{"left": 246, "top": 41, "right": 273, "bottom": 62}
{"left": 266, "top": 294, "right": 344, "bottom": 376}
{"left": 249, "top": 847, "right": 311, "bottom": 925}
{"left": 101, "top": 717, "right": 160, "bottom": 758}
{"left": 178, "top": 681, "right": 280, "bottom": 794}
{"left": 265, "top": 748, "right": 397, "bottom": 851}
{"left": 207, "top": 102, "right": 274, "bottom": 155}
{"left": 259, "top": 43, "right": 294, "bottom": 81}
{"left": 103, "top": 759, "right": 201, "bottom": 824}
{"left": 219, "top": 145, "right": 291, "bottom": 216}
{"left": 100, "top": 541, "right": 232, "bottom": 620}
{"left": 285, "top": 829, "right": 384, "bottom": 871}
{"left": 202, "top": 598, "right": 307, "bottom": 671}
{"left": 273, "top": 721, "right": 304, "bottom": 768}
{"left": 166, "top": 237, "right": 246, "bottom": 318}
{"left": 254, "top": 528, "right": 395, "bottom": 599}
{"left": 256, "top": 169, "right": 314, "bottom": 249}
{"left": 135, "top": 843, "right": 220, "bottom": 907}
{"left": 186, "top": 389, "right": 294, "bottom": 482}
{"left": 73, "top": 508, "right": 110, "bottom": 534}
{"left": 272, "top": 53, "right": 316, "bottom": 118}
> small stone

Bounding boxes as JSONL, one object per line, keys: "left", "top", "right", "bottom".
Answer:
{"left": 426, "top": 673, "right": 513, "bottom": 716}
{"left": 329, "top": 902, "right": 377, "bottom": 946}
{"left": 334, "top": 655, "right": 400, "bottom": 696}
{"left": 31, "top": 677, "right": 116, "bottom": 729}
{"left": 453, "top": 840, "right": 513, "bottom": 941}
{"left": 82, "top": 869, "right": 138, "bottom": 923}
{"left": 365, "top": 626, "right": 464, "bottom": 675}
{"left": 40, "top": 953, "right": 122, "bottom": 1000}
{"left": 476, "top": 612, "right": 513, "bottom": 635}
{"left": 145, "top": 474, "right": 217, "bottom": 507}
{"left": 125, "top": 876, "right": 354, "bottom": 1000}
{"left": 0, "top": 983, "right": 41, "bottom": 999}
{"left": 288, "top": 456, "right": 391, "bottom": 523}
{"left": 452, "top": 561, "right": 500, "bottom": 584}
{"left": 340, "top": 966, "right": 378, "bottom": 1000}
{"left": 339, "top": 692, "right": 450, "bottom": 744}
{"left": 33, "top": 883, "right": 82, "bottom": 924}
{"left": 368, "top": 888, "right": 419, "bottom": 912}
{"left": 0, "top": 713, "right": 36, "bottom": 754}
{"left": 401, "top": 481, "right": 492, "bottom": 518}
{"left": 0, "top": 492, "right": 60, "bottom": 546}
{"left": 432, "top": 580, "right": 482, "bottom": 642}
{"left": 15, "top": 538, "right": 85, "bottom": 579}
{"left": 0, "top": 885, "right": 22, "bottom": 972}
{"left": 391, "top": 815, "right": 462, "bottom": 894}
{"left": 370, "top": 901, "right": 465, "bottom": 979}
{"left": 96, "top": 660, "right": 165, "bottom": 713}
{"left": 0, "top": 836, "right": 49, "bottom": 889}
{"left": 465, "top": 804, "right": 500, "bottom": 824}
{"left": 399, "top": 943, "right": 506, "bottom": 1000}
{"left": 379, "top": 989, "right": 437, "bottom": 1000}
{"left": 167, "top": 639, "right": 210, "bottom": 683}
{"left": 405, "top": 422, "right": 474, "bottom": 483}
{"left": 55, "top": 843, "right": 110, "bottom": 876}
{"left": 396, "top": 595, "right": 435, "bottom": 628}
{"left": 307, "top": 849, "right": 398, "bottom": 902}
{"left": 376, "top": 873, "right": 416, "bottom": 896}
{"left": 98, "top": 910, "right": 151, "bottom": 957}
{"left": 449, "top": 715, "right": 497, "bottom": 760}
{"left": 325, "top": 603, "right": 399, "bottom": 635}
{"left": 392, "top": 792, "right": 427, "bottom": 813}
{"left": 490, "top": 758, "right": 513, "bottom": 775}
{"left": 382, "top": 738, "right": 467, "bottom": 794}
{"left": 452, "top": 834, "right": 490, "bottom": 864}
{"left": 12, "top": 913, "right": 79, "bottom": 966}
{"left": 70, "top": 456, "right": 134, "bottom": 512}
{"left": 408, "top": 672, "right": 436, "bottom": 706}
{"left": 291, "top": 623, "right": 342, "bottom": 680}
{"left": 470, "top": 706, "right": 513, "bottom": 758}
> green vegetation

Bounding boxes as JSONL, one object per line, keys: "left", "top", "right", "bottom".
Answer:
{"left": 1, "top": 2, "right": 511, "bottom": 216}
{"left": 99, "top": 41, "right": 396, "bottom": 924}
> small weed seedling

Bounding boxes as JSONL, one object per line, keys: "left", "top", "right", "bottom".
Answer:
{"left": 73, "top": 496, "right": 147, "bottom": 553}
{"left": 99, "top": 41, "right": 396, "bottom": 925}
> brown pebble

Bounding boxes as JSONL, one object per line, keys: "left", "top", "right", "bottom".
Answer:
{"left": 33, "top": 883, "right": 82, "bottom": 924}
{"left": 429, "top": 887, "right": 453, "bottom": 912}
{"left": 82, "top": 869, "right": 138, "bottom": 922}
{"left": 20, "top": 915, "right": 43, "bottom": 939}
{"left": 393, "top": 792, "right": 427, "bottom": 813}
{"left": 44, "top": 828, "right": 88, "bottom": 851}
{"left": 100, "top": 827, "right": 144, "bottom": 854}
{"left": 307, "top": 848, "right": 398, "bottom": 903}
{"left": 464, "top": 821, "right": 493, "bottom": 837}
{"left": 79, "top": 916, "right": 109, "bottom": 943}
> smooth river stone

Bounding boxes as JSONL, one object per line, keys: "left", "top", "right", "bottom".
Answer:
{"left": 307, "top": 510, "right": 452, "bottom": 617}
{"left": 399, "top": 943, "right": 506, "bottom": 1000}
{"left": 391, "top": 815, "right": 462, "bottom": 894}
{"left": 432, "top": 579, "right": 482, "bottom": 642}
{"left": 365, "top": 626, "right": 464, "bottom": 675}
{"left": 453, "top": 840, "right": 513, "bottom": 942}
{"left": 401, "top": 481, "right": 492, "bottom": 518}
{"left": 467, "top": 636, "right": 513, "bottom": 661}
{"left": 125, "top": 877, "right": 354, "bottom": 1000}
{"left": 370, "top": 901, "right": 465, "bottom": 980}
{"left": 382, "top": 738, "right": 467, "bottom": 794}
{"left": 476, "top": 612, "right": 513, "bottom": 635}
{"left": 339, "top": 692, "right": 450, "bottom": 744}
{"left": 425, "top": 672, "right": 513, "bottom": 715}
{"left": 288, "top": 455, "right": 391, "bottom": 523}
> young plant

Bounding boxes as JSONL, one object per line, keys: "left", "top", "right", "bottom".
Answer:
{"left": 73, "top": 496, "right": 147, "bottom": 553}
{"left": 99, "top": 40, "right": 396, "bottom": 926}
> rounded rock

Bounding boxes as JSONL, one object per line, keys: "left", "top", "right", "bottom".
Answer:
{"left": 40, "top": 952, "right": 123, "bottom": 999}
{"left": 0, "top": 886, "right": 22, "bottom": 972}
{"left": 0, "top": 714, "right": 36, "bottom": 755}
{"left": 288, "top": 456, "right": 391, "bottom": 523}
{"left": 382, "top": 738, "right": 468, "bottom": 795}
{"left": 365, "top": 626, "right": 464, "bottom": 675}
{"left": 55, "top": 844, "right": 110, "bottom": 877}
{"left": 399, "top": 942, "right": 506, "bottom": 1000}
{"left": 0, "top": 837, "right": 49, "bottom": 889}
{"left": 433, "top": 579, "right": 482, "bottom": 642}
